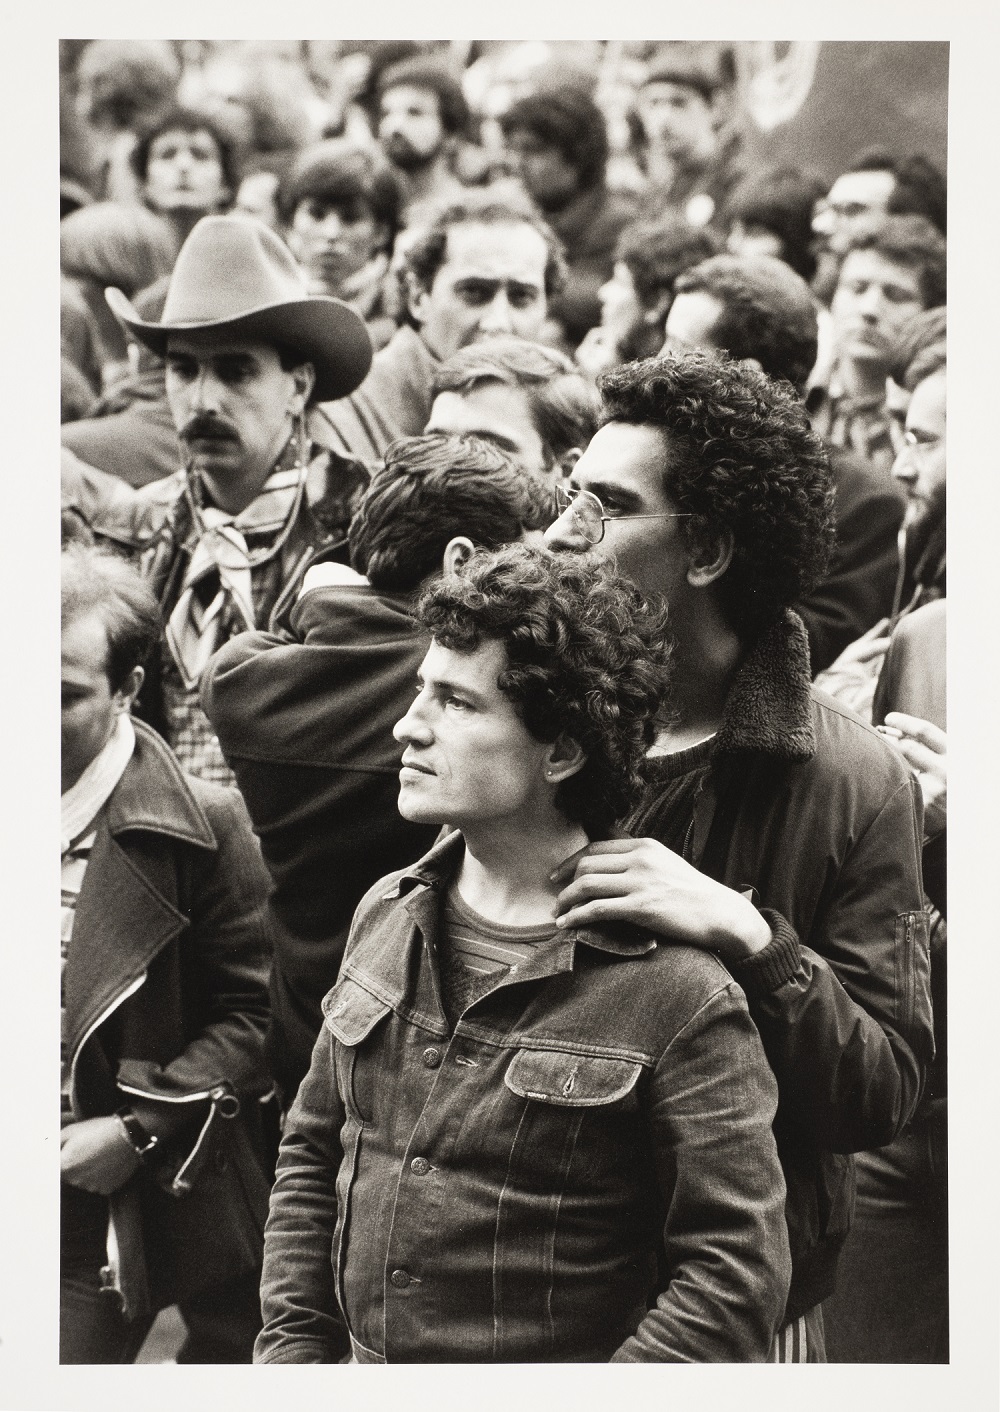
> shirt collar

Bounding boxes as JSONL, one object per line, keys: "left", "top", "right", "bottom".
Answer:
{"left": 61, "top": 713, "right": 135, "bottom": 854}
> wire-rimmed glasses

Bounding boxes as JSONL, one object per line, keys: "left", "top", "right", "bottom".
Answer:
{"left": 553, "top": 484, "right": 692, "bottom": 546}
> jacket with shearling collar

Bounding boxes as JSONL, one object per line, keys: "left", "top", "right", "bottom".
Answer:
{"left": 631, "top": 609, "right": 934, "bottom": 1323}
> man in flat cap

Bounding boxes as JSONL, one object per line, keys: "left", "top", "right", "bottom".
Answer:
{"left": 103, "top": 214, "right": 374, "bottom": 782}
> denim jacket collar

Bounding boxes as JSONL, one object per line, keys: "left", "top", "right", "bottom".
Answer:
{"left": 389, "top": 830, "right": 656, "bottom": 957}
{"left": 344, "top": 830, "right": 656, "bottom": 1035}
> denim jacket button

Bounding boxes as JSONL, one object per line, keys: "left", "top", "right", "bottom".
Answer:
{"left": 410, "top": 1156, "right": 430, "bottom": 1176}
{"left": 390, "top": 1268, "right": 411, "bottom": 1289}
{"left": 422, "top": 1047, "right": 442, "bottom": 1068}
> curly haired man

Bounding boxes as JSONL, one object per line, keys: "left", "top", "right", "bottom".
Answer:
{"left": 545, "top": 352, "right": 933, "bottom": 1361}
{"left": 255, "top": 544, "right": 792, "bottom": 1363}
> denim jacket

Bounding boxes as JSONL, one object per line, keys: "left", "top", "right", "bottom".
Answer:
{"left": 256, "top": 832, "right": 791, "bottom": 1364}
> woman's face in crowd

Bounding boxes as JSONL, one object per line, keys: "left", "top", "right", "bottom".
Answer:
{"left": 599, "top": 262, "right": 644, "bottom": 349}
{"left": 144, "top": 128, "right": 230, "bottom": 216}
{"left": 287, "top": 196, "right": 386, "bottom": 296}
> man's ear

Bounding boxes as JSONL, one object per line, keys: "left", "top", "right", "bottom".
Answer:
{"left": 290, "top": 363, "right": 316, "bottom": 414}
{"left": 685, "top": 524, "right": 735, "bottom": 588}
{"left": 404, "top": 270, "right": 429, "bottom": 327}
{"left": 114, "top": 665, "right": 144, "bottom": 714}
{"left": 544, "top": 733, "right": 587, "bottom": 784}
{"left": 441, "top": 536, "right": 476, "bottom": 577}
{"left": 556, "top": 447, "right": 583, "bottom": 479}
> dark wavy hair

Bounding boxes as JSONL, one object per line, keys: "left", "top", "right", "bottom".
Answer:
{"left": 130, "top": 106, "right": 240, "bottom": 199}
{"left": 402, "top": 190, "right": 567, "bottom": 300}
{"left": 672, "top": 253, "right": 819, "bottom": 394}
{"left": 349, "top": 433, "right": 555, "bottom": 592}
{"left": 432, "top": 336, "right": 598, "bottom": 466}
{"left": 847, "top": 148, "right": 947, "bottom": 235}
{"left": 499, "top": 86, "right": 609, "bottom": 189}
{"left": 725, "top": 165, "right": 828, "bottom": 281}
{"left": 375, "top": 55, "right": 470, "bottom": 137}
{"left": 598, "top": 353, "right": 835, "bottom": 638}
{"left": 416, "top": 544, "right": 672, "bottom": 836}
{"left": 836, "top": 213, "right": 946, "bottom": 310}
{"left": 61, "top": 542, "right": 161, "bottom": 692}
{"left": 277, "top": 139, "right": 403, "bottom": 243}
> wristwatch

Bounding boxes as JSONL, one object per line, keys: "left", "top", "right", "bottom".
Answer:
{"left": 115, "top": 1108, "right": 159, "bottom": 1163}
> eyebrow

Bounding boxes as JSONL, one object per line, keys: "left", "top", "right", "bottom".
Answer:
{"left": 451, "top": 277, "right": 542, "bottom": 294}
{"left": 570, "top": 477, "right": 644, "bottom": 512}
{"left": 416, "top": 670, "right": 491, "bottom": 707}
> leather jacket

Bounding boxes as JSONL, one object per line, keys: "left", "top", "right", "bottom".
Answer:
{"left": 630, "top": 610, "right": 934, "bottom": 1321}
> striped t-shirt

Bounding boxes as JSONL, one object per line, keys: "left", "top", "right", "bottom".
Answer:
{"left": 438, "top": 885, "right": 559, "bottom": 1029}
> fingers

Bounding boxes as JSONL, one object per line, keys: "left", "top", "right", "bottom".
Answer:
{"left": 549, "top": 837, "right": 638, "bottom": 883}
{"left": 556, "top": 872, "right": 633, "bottom": 913}
{"left": 893, "top": 736, "right": 945, "bottom": 779}
{"left": 850, "top": 637, "right": 891, "bottom": 663}
{"left": 883, "top": 712, "right": 947, "bottom": 754}
{"left": 555, "top": 896, "right": 633, "bottom": 930}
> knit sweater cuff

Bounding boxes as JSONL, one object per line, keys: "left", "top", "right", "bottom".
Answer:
{"left": 732, "top": 909, "right": 802, "bottom": 993}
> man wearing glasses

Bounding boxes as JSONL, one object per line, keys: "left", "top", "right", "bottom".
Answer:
{"left": 545, "top": 351, "right": 932, "bottom": 1361}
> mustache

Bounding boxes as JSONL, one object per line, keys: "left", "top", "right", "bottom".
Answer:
{"left": 180, "top": 415, "right": 239, "bottom": 443}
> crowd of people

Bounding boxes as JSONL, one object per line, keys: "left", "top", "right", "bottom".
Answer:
{"left": 58, "top": 39, "right": 948, "bottom": 1366}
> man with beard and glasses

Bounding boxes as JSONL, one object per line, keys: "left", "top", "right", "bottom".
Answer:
{"left": 96, "top": 214, "right": 373, "bottom": 783}
{"left": 375, "top": 55, "right": 469, "bottom": 227}
{"left": 319, "top": 193, "right": 564, "bottom": 467}
{"left": 543, "top": 353, "right": 932, "bottom": 1361}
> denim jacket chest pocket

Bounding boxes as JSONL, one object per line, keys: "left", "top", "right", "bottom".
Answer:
{"left": 324, "top": 977, "right": 394, "bottom": 1122}
{"left": 504, "top": 1049, "right": 645, "bottom": 1108}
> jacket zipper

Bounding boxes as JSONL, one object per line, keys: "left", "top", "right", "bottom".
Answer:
{"left": 69, "top": 972, "right": 147, "bottom": 1117}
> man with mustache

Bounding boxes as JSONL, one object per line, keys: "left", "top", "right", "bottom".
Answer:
{"left": 102, "top": 213, "right": 374, "bottom": 782}
{"left": 319, "top": 192, "right": 563, "bottom": 468}
{"left": 808, "top": 214, "right": 945, "bottom": 484}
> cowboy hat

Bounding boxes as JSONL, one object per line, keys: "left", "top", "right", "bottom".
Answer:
{"left": 105, "top": 215, "right": 373, "bottom": 402}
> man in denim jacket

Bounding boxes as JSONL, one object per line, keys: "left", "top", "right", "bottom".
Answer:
{"left": 255, "top": 545, "right": 791, "bottom": 1364}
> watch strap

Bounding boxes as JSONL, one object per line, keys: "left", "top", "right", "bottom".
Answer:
{"left": 115, "top": 1107, "right": 159, "bottom": 1161}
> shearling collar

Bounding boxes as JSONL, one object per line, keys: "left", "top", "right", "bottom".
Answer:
{"left": 713, "top": 609, "right": 815, "bottom": 762}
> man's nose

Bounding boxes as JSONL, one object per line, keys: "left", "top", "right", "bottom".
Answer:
{"left": 393, "top": 700, "right": 432, "bottom": 746}
{"left": 477, "top": 290, "right": 517, "bottom": 335}
{"left": 188, "top": 369, "right": 223, "bottom": 414}
{"left": 856, "top": 285, "right": 886, "bottom": 320}
{"left": 319, "top": 210, "right": 344, "bottom": 239}
{"left": 811, "top": 203, "right": 835, "bottom": 237}
{"left": 892, "top": 444, "right": 918, "bottom": 485}
{"left": 543, "top": 504, "right": 590, "bottom": 553}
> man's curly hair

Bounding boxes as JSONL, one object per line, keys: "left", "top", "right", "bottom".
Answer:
{"left": 416, "top": 544, "right": 672, "bottom": 837}
{"left": 597, "top": 353, "right": 835, "bottom": 638}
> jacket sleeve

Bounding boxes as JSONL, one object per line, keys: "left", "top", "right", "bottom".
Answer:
{"left": 612, "top": 984, "right": 791, "bottom": 1362}
{"left": 116, "top": 785, "right": 272, "bottom": 1141}
{"left": 796, "top": 466, "right": 903, "bottom": 676}
{"left": 731, "top": 773, "right": 933, "bottom": 1153}
{"left": 255, "top": 1025, "right": 350, "bottom": 1364}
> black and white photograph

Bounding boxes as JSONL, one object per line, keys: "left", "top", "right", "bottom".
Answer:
{"left": 2, "top": 11, "right": 997, "bottom": 1408}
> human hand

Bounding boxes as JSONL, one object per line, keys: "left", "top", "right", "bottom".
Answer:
{"left": 879, "top": 712, "right": 947, "bottom": 838}
{"left": 831, "top": 619, "right": 893, "bottom": 670}
{"left": 551, "top": 837, "right": 772, "bottom": 965}
{"left": 60, "top": 1116, "right": 141, "bottom": 1195}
